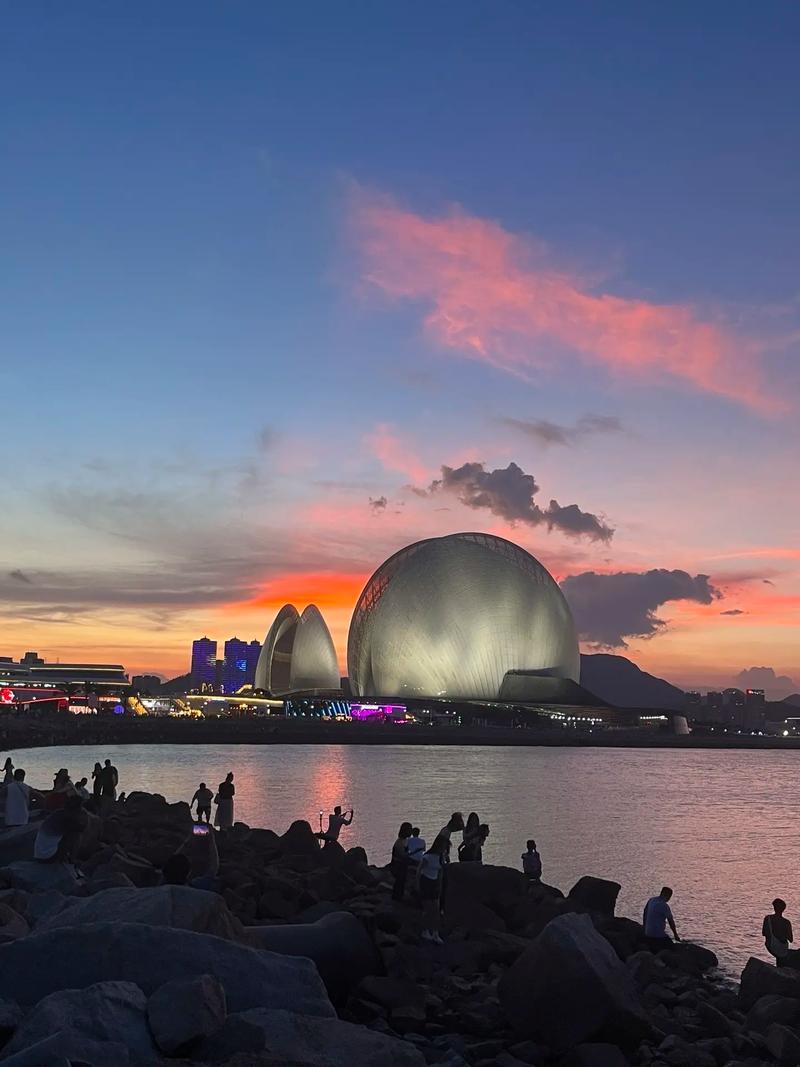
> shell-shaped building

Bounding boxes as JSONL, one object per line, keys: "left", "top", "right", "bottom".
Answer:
{"left": 254, "top": 604, "right": 340, "bottom": 696}
{"left": 347, "top": 532, "right": 579, "bottom": 700}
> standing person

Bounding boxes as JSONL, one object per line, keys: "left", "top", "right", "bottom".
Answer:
{"left": 763, "top": 898, "right": 793, "bottom": 966}
{"left": 318, "top": 804, "right": 354, "bottom": 844}
{"left": 191, "top": 782, "right": 213, "bottom": 824}
{"left": 91, "top": 762, "right": 103, "bottom": 803}
{"left": 419, "top": 835, "right": 449, "bottom": 944}
{"left": 472, "top": 824, "right": 490, "bottom": 863}
{"left": 101, "top": 759, "right": 119, "bottom": 803}
{"left": 214, "top": 772, "right": 235, "bottom": 830}
{"left": 458, "top": 812, "right": 481, "bottom": 862}
{"left": 437, "top": 812, "right": 464, "bottom": 863}
{"left": 390, "top": 822, "right": 413, "bottom": 902}
{"left": 2, "top": 769, "right": 43, "bottom": 827}
{"left": 522, "top": 839, "right": 542, "bottom": 885}
{"left": 643, "top": 887, "right": 680, "bottom": 950}
{"left": 2, "top": 757, "right": 13, "bottom": 783}
{"left": 407, "top": 827, "right": 426, "bottom": 869}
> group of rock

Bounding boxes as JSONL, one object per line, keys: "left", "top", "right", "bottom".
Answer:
{"left": 0, "top": 791, "right": 799, "bottom": 1066}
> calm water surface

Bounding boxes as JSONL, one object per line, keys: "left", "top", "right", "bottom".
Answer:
{"left": 10, "top": 743, "right": 794, "bottom": 975}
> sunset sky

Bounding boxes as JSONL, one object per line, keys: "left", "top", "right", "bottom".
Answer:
{"left": 2, "top": 4, "right": 800, "bottom": 695}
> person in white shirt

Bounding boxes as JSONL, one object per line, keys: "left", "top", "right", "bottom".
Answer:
{"left": 3, "top": 769, "right": 43, "bottom": 827}
{"left": 407, "top": 828, "right": 426, "bottom": 867}
{"left": 419, "top": 835, "right": 449, "bottom": 944}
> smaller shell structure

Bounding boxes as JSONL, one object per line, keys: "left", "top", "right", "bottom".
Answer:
{"left": 254, "top": 604, "right": 339, "bottom": 696}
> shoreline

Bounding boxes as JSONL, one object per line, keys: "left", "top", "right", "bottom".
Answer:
{"left": 3, "top": 713, "right": 800, "bottom": 753}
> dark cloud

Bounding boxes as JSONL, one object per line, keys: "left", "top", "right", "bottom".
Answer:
{"left": 368, "top": 495, "right": 388, "bottom": 513}
{"left": 720, "top": 608, "right": 745, "bottom": 616}
{"left": 9, "top": 570, "right": 33, "bottom": 584}
{"left": 422, "top": 461, "right": 613, "bottom": 542}
{"left": 734, "top": 666, "right": 796, "bottom": 699}
{"left": 499, "top": 413, "right": 623, "bottom": 447}
{"left": 560, "top": 568, "right": 721, "bottom": 648}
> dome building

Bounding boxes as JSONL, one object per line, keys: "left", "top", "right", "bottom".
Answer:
{"left": 347, "top": 532, "right": 579, "bottom": 700}
{"left": 254, "top": 604, "right": 339, "bottom": 696}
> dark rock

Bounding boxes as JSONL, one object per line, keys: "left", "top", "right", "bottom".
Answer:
{"left": 1, "top": 860, "right": 80, "bottom": 894}
{"left": 766, "top": 1021, "right": 800, "bottom": 1064}
{"left": 694, "top": 998, "right": 738, "bottom": 1038}
{"left": 0, "top": 824, "right": 39, "bottom": 866}
{"left": 346, "top": 846, "right": 369, "bottom": 866}
{"left": 35, "top": 884, "right": 245, "bottom": 940}
{"left": 509, "top": 1039, "right": 549, "bottom": 1064}
{"left": 356, "top": 976, "right": 425, "bottom": 1013}
{"left": 470, "top": 929, "right": 531, "bottom": 965}
{"left": 147, "top": 974, "right": 226, "bottom": 1053}
{"left": 561, "top": 1042, "right": 631, "bottom": 1066}
{"left": 627, "top": 951, "right": 669, "bottom": 989}
{"left": 0, "top": 980, "right": 157, "bottom": 1066}
{"left": 281, "top": 819, "right": 322, "bottom": 856}
{"left": 0, "top": 1032, "right": 128, "bottom": 1066}
{"left": 86, "top": 872, "right": 137, "bottom": 893}
{"left": 568, "top": 877, "right": 621, "bottom": 917}
{"left": 746, "top": 993, "right": 800, "bottom": 1032}
{"left": 659, "top": 942, "right": 718, "bottom": 976}
{"left": 444, "top": 895, "right": 507, "bottom": 933}
{"left": 740, "top": 957, "right": 800, "bottom": 1010}
{"left": 445, "top": 863, "right": 527, "bottom": 923}
{"left": 197, "top": 1007, "right": 426, "bottom": 1065}
{"left": 243, "top": 910, "right": 381, "bottom": 1008}
{"left": 0, "top": 902, "right": 28, "bottom": 943}
{"left": 596, "top": 917, "right": 644, "bottom": 961}
{"left": 105, "top": 851, "right": 160, "bottom": 887}
{"left": 0, "top": 996, "right": 22, "bottom": 1036}
{"left": 498, "top": 912, "right": 649, "bottom": 1050}
{"left": 0, "top": 921, "right": 334, "bottom": 1015}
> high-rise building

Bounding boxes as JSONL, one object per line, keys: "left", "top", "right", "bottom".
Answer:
{"left": 222, "top": 637, "right": 261, "bottom": 693}
{"left": 190, "top": 638, "right": 217, "bottom": 690}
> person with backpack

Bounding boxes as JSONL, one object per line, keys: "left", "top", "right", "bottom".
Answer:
{"left": 763, "top": 898, "right": 793, "bottom": 966}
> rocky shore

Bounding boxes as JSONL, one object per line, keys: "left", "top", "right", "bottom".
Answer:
{"left": 0, "top": 792, "right": 797, "bottom": 1066}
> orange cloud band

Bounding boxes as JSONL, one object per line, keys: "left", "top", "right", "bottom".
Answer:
{"left": 351, "top": 187, "right": 781, "bottom": 413}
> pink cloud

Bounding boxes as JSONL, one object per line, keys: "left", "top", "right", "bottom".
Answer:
{"left": 365, "top": 423, "right": 429, "bottom": 481}
{"left": 351, "top": 187, "right": 782, "bottom": 413}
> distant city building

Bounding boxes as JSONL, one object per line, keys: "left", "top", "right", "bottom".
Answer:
{"left": 190, "top": 638, "right": 217, "bottom": 690}
{"left": 706, "top": 691, "right": 723, "bottom": 708}
{"left": 222, "top": 637, "right": 261, "bottom": 693}
{"left": 20, "top": 651, "right": 44, "bottom": 667}
{"left": 746, "top": 688, "right": 765, "bottom": 707}
{"left": 685, "top": 691, "right": 702, "bottom": 707}
{"left": 132, "top": 674, "right": 162, "bottom": 694}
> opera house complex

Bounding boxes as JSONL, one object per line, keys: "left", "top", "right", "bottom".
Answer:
{"left": 222, "top": 532, "right": 625, "bottom": 726}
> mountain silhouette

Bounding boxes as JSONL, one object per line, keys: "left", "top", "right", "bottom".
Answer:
{"left": 580, "top": 653, "right": 685, "bottom": 710}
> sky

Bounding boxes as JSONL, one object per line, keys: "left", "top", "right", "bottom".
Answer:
{"left": 2, "top": 3, "right": 800, "bottom": 695}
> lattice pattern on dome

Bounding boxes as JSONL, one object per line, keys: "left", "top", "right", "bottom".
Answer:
{"left": 452, "top": 533, "right": 550, "bottom": 586}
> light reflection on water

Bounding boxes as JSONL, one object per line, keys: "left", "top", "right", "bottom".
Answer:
{"left": 10, "top": 742, "right": 791, "bottom": 975}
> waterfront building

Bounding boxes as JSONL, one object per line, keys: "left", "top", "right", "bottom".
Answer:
{"left": 190, "top": 637, "right": 217, "bottom": 690}
{"left": 222, "top": 637, "right": 262, "bottom": 693}
{"left": 347, "top": 532, "right": 579, "bottom": 701}
{"left": 254, "top": 606, "right": 339, "bottom": 696}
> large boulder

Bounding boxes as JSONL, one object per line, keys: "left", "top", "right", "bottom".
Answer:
{"left": 0, "top": 922, "right": 335, "bottom": 1016}
{"left": 766, "top": 1021, "right": 800, "bottom": 1065}
{"left": 740, "top": 957, "right": 800, "bottom": 1010}
{"left": 659, "top": 941, "right": 718, "bottom": 975}
{"left": 0, "top": 860, "right": 81, "bottom": 894}
{"left": 0, "top": 824, "right": 39, "bottom": 866}
{"left": 280, "top": 820, "right": 322, "bottom": 857}
{"left": 0, "top": 903, "right": 28, "bottom": 944}
{"left": 0, "top": 980, "right": 157, "bottom": 1066}
{"left": 445, "top": 863, "right": 527, "bottom": 924}
{"left": 498, "top": 912, "right": 649, "bottom": 1049}
{"left": 35, "top": 884, "right": 244, "bottom": 940}
{"left": 243, "top": 911, "right": 382, "bottom": 1008}
{"left": 196, "top": 1007, "right": 426, "bottom": 1066}
{"left": 0, "top": 1032, "right": 129, "bottom": 1066}
{"left": 147, "top": 974, "right": 227, "bottom": 1054}
{"left": 568, "top": 877, "right": 621, "bottom": 917}
{"left": 747, "top": 993, "right": 800, "bottom": 1033}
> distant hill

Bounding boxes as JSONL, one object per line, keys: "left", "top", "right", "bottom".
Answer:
{"left": 782, "top": 694, "right": 800, "bottom": 707}
{"left": 160, "top": 673, "right": 193, "bottom": 695}
{"left": 580, "top": 653, "right": 685, "bottom": 710}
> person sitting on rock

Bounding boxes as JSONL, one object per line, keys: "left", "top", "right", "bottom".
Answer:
{"left": 643, "top": 886, "right": 680, "bottom": 949}
{"left": 34, "top": 794, "right": 88, "bottom": 868}
{"left": 45, "top": 768, "right": 77, "bottom": 812}
{"left": 390, "top": 821, "right": 413, "bottom": 901}
{"left": 522, "top": 839, "right": 542, "bottom": 885}
{"left": 763, "top": 898, "right": 793, "bottom": 966}
{"left": 318, "top": 804, "right": 353, "bottom": 844}
{"left": 191, "top": 782, "right": 214, "bottom": 823}
{"left": 162, "top": 827, "right": 220, "bottom": 891}
{"left": 74, "top": 777, "right": 90, "bottom": 801}
{"left": 2, "top": 768, "right": 44, "bottom": 827}
{"left": 419, "top": 834, "right": 449, "bottom": 944}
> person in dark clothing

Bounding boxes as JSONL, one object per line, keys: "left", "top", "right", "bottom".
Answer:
{"left": 763, "top": 898, "right": 794, "bottom": 966}
{"left": 390, "top": 822, "right": 413, "bottom": 901}
{"left": 34, "top": 795, "right": 88, "bottom": 865}
{"left": 100, "top": 759, "right": 118, "bottom": 802}
{"left": 214, "top": 772, "right": 235, "bottom": 829}
{"left": 91, "top": 762, "right": 103, "bottom": 802}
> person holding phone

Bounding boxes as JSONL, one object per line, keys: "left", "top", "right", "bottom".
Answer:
{"left": 318, "top": 804, "right": 354, "bottom": 844}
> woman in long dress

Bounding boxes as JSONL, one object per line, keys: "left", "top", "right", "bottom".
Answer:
{"left": 214, "top": 772, "right": 235, "bottom": 829}
{"left": 2, "top": 758, "right": 13, "bottom": 783}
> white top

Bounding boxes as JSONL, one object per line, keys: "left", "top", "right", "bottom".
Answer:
{"left": 420, "top": 852, "right": 443, "bottom": 881}
{"left": 4, "top": 781, "right": 31, "bottom": 826}
{"left": 33, "top": 826, "right": 62, "bottom": 860}
{"left": 407, "top": 835, "right": 426, "bottom": 862}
